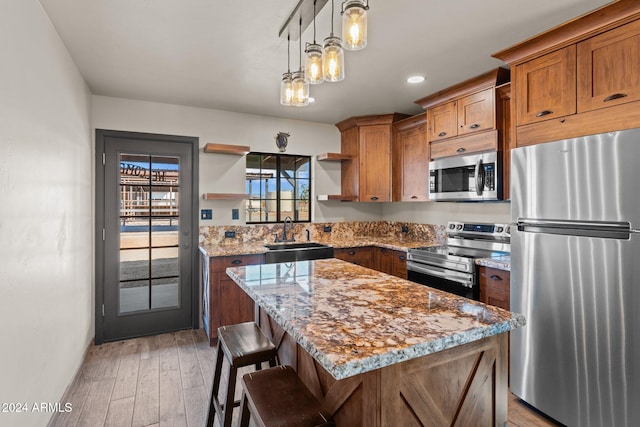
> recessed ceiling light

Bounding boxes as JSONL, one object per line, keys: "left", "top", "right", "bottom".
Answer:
{"left": 407, "top": 75, "right": 425, "bottom": 84}
{"left": 308, "top": 97, "right": 316, "bottom": 103}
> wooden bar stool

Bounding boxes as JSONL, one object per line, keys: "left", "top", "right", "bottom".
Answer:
{"left": 207, "top": 322, "right": 278, "bottom": 427}
{"left": 239, "top": 365, "right": 335, "bottom": 427}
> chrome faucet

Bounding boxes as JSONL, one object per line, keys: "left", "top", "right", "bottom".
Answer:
{"left": 275, "top": 216, "right": 295, "bottom": 242}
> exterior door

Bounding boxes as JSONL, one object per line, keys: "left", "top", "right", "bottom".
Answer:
{"left": 96, "top": 130, "right": 199, "bottom": 343}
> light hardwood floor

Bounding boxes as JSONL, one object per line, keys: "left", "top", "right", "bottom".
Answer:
{"left": 49, "top": 329, "right": 560, "bottom": 427}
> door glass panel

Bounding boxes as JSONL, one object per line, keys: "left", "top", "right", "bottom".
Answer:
{"left": 118, "top": 153, "right": 181, "bottom": 315}
{"left": 151, "top": 278, "right": 179, "bottom": 309}
{"left": 120, "top": 280, "right": 149, "bottom": 313}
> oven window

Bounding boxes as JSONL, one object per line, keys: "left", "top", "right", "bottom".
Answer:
{"left": 440, "top": 166, "right": 473, "bottom": 193}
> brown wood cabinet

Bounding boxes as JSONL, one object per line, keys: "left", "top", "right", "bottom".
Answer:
{"left": 514, "top": 46, "right": 576, "bottom": 126}
{"left": 375, "top": 247, "right": 408, "bottom": 279}
{"left": 417, "top": 69, "right": 509, "bottom": 149}
{"left": 333, "top": 247, "right": 375, "bottom": 269}
{"left": 493, "top": 1, "right": 640, "bottom": 147}
{"left": 201, "top": 253, "right": 264, "bottom": 345}
{"left": 392, "top": 114, "right": 429, "bottom": 202}
{"left": 479, "top": 267, "right": 510, "bottom": 311}
{"left": 335, "top": 114, "right": 410, "bottom": 202}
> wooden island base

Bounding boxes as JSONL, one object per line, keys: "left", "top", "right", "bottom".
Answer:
{"left": 257, "top": 307, "right": 508, "bottom": 427}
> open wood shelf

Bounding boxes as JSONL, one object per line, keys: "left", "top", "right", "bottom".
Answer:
{"left": 317, "top": 194, "right": 357, "bottom": 201}
{"left": 316, "top": 153, "right": 353, "bottom": 161}
{"left": 202, "top": 193, "right": 248, "bottom": 200}
{"left": 203, "top": 143, "right": 251, "bottom": 155}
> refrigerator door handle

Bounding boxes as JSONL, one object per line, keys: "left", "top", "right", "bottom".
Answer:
{"left": 475, "top": 158, "right": 483, "bottom": 196}
{"left": 516, "top": 218, "right": 632, "bottom": 239}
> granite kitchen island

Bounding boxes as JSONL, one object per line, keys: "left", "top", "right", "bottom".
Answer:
{"left": 226, "top": 258, "right": 525, "bottom": 426}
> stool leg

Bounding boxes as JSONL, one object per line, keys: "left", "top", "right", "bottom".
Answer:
{"left": 207, "top": 340, "right": 224, "bottom": 427}
{"left": 222, "top": 365, "right": 238, "bottom": 427}
{"left": 239, "top": 389, "right": 250, "bottom": 427}
{"left": 255, "top": 361, "right": 262, "bottom": 371}
{"left": 269, "top": 356, "right": 277, "bottom": 368}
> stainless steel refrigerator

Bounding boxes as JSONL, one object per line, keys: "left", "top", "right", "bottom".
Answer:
{"left": 510, "top": 129, "right": 640, "bottom": 427}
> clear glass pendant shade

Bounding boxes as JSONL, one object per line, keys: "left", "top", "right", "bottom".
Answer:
{"left": 280, "top": 72, "right": 294, "bottom": 106}
{"left": 305, "top": 43, "right": 324, "bottom": 85}
{"left": 322, "top": 36, "right": 345, "bottom": 82}
{"left": 291, "top": 71, "right": 309, "bottom": 107}
{"left": 342, "top": 0, "right": 368, "bottom": 50}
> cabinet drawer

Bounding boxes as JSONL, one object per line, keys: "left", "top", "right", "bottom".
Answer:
{"left": 430, "top": 130, "right": 498, "bottom": 159}
{"left": 334, "top": 247, "right": 373, "bottom": 266}
{"left": 479, "top": 267, "right": 510, "bottom": 310}
{"left": 210, "top": 254, "right": 264, "bottom": 273}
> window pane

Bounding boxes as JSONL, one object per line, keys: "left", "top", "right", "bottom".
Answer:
{"left": 280, "top": 199, "right": 294, "bottom": 219}
{"left": 120, "top": 280, "right": 149, "bottom": 313}
{"left": 120, "top": 248, "right": 149, "bottom": 281}
{"left": 280, "top": 178, "right": 294, "bottom": 195}
{"left": 151, "top": 247, "right": 179, "bottom": 279}
{"left": 296, "top": 200, "right": 310, "bottom": 221}
{"left": 151, "top": 156, "right": 179, "bottom": 187}
{"left": 151, "top": 278, "right": 179, "bottom": 309}
{"left": 265, "top": 179, "right": 277, "bottom": 197}
{"left": 296, "top": 158, "right": 310, "bottom": 179}
{"left": 281, "top": 156, "right": 296, "bottom": 178}
{"left": 296, "top": 179, "right": 310, "bottom": 199}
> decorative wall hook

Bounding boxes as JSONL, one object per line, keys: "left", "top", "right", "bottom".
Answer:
{"left": 275, "top": 132, "right": 290, "bottom": 152}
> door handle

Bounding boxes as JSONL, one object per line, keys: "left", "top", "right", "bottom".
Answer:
{"left": 490, "top": 275, "right": 502, "bottom": 281}
{"left": 536, "top": 110, "right": 553, "bottom": 117}
{"left": 475, "top": 158, "right": 483, "bottom": 196}
{"left": 231, "top": 259, "right": 242, "bottom": 265}
{"left": 456, "top": 147, "right": 466, "bottom": 153}
{"left": 603, "top": 93, "right": 627, "bottom": 102}
{"left": 438, "top": 132, "right": 447, "bottom": 137}
{"left": 470, "top": 124, "right": 480, "bottom": 129}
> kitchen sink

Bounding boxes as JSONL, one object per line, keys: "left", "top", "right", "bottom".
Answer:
{"left": 264, "top": 242, "right": 334, "bottom": 264}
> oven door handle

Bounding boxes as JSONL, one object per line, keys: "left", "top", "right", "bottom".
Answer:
{"left": 407, "top": 262, "right": 473, "bottom": 288}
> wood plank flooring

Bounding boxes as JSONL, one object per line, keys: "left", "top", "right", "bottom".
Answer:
{"left": 49, "top": 329, "right": 561, "bottom": 427}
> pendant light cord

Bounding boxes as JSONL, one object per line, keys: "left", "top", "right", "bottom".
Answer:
{"left": 313, "top": 0, "right": 317, "bottom": 43}
{"left": 330, "top": 0, "right": 335, "bottom": 36}
{"left": 287, "top": 34, "right": 291, "bottom": 73}
{"left": 299, "top": 17, "right": 303, "bottom": 69}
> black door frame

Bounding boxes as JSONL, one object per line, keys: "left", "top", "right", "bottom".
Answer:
{"left": 95, "top": 129, "right": 199, "bottom": 344}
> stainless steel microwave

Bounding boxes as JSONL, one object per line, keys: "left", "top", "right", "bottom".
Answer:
{"left": 429, "top": 151, "right": 502, "bottom": 201}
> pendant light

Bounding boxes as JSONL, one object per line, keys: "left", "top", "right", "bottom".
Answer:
{"left": 280, "top": 35, "right": 294, "bottom": 106}
{"left": 304, "top": 0, "right": 324, "bottom": 85}
{"left": 322, "top": 0, "right": 345, "bottom": 82}
{"left": 341, "top": 0, "right": 368, "bottom": 50}
{"left": 292, "top": 18, "right": 309, "bottom": 107}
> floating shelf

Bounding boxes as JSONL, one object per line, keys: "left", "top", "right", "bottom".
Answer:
{"left": 316, "top": 153, "right": 353, "bottom": 161}
{"left": 203, "top": 143, "right": 251, "bottom": 155}
{"left": 202, "top": 193, "right": 248, "bottom": 200}
{"left": 317, "top": 194, "right": 357, "bottom": 202}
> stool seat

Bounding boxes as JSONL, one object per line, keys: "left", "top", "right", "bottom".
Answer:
{"left": 240, "top": 365, "right": 335, "bottom": 427}
{"left": 207, "top": 322, "right": 278, "bottom": 427}
{"left": 218, "top": 322, "right": 277, "bottom": 366}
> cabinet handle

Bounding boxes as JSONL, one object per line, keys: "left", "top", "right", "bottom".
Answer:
{"left": 231, "top": 259, "right": 242, "bottom": 265}
{"left": 456, "top": 147, "right": 466, "bottom": 153}
{"left": 470, "top": 124, "right": 480, "bottom": 129}
{"left": 370, "top": 196, "right": 379, "bottom": 201}
{"left": 603, "top": 93, "right": 627, "bottom": 102}
{"left": 490, "top": 274, "right": 502, "bottom": 281}
{"left": 399, "top": 256, "right": 406, "bottom": 261}
{"left": 536, "top": 110, "right": 553, "bottom": 117}
{"left": 348, "top": 250, "right": 356, "bottom": 256}
{"left": 381, "top": 248, "right": 387, "bottom": 253}
{"left": 438, "top": 132, "right": 447, "bottom": 137}
{"left": 411, "top": 195, "right": 418, "bottom": 199}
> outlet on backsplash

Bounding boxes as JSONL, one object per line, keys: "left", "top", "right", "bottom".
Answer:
{"left": 224, "top": 231, "right": 236, "bottom": 239}
{"left": 323, "top": 226, "right": 332, "bottom": 233}
{"left": 401, "top": 225, "right": 409, "bottom": 233}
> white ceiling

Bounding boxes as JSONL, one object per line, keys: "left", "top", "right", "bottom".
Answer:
{"left": 39, "top": 0, "right": 611, "bottom": 124}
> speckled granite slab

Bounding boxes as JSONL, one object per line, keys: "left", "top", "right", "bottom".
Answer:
{"left": 226, "top": 258, "right": 525, "bottom": 380}
{"left": 476, "top": 255, "right": 511, "bottom": 271}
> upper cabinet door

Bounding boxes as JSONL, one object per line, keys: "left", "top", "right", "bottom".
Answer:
{"left": 577, "top": 19, "right": 640, "bottom": 113}
{"left": 427, "top": 101, "right": 457, "bottom": 142}
{"left": 359, "top": 125, "right": 392, "bottom": 202}
{"left": 457, "top": 88, "right": 495, "bottom": 136}
{"left": 515, "top": 45, "right": 576, "bottom": 125}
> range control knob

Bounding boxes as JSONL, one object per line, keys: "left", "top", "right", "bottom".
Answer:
{"left": 496, "top": 226, "right": 504, "bottom": 233}
{"left": 449, "top": 223, "right": 456, "bottom": 229}
{"left": 456, "top": 224, "right": 463, "bottom": 230}
{"left": 505, "top": 226, "right": 510, "bottom": 234}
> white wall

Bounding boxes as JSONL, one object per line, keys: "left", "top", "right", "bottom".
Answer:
{"left": 0, "top": 1, "right": 93, "bottom": 426}
{"left": 383, "top": 201, "right": 511, "bottom": 227}
{"left": 91, "top": 96, "right": 383, "bottom": 225}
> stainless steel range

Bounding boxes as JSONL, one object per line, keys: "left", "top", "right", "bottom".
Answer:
{"left": 407, "top": 222, "right": 510, "bottom": 300}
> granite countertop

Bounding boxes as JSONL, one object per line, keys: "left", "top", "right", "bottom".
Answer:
{"left": 199, "top": 236, "right": 435, "bottom": 258}
{"left": 475, "top": 255, "right": 511, "bottom": 271}
{"left": 226, "top": 258, "right": 525, "bottom": 380}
